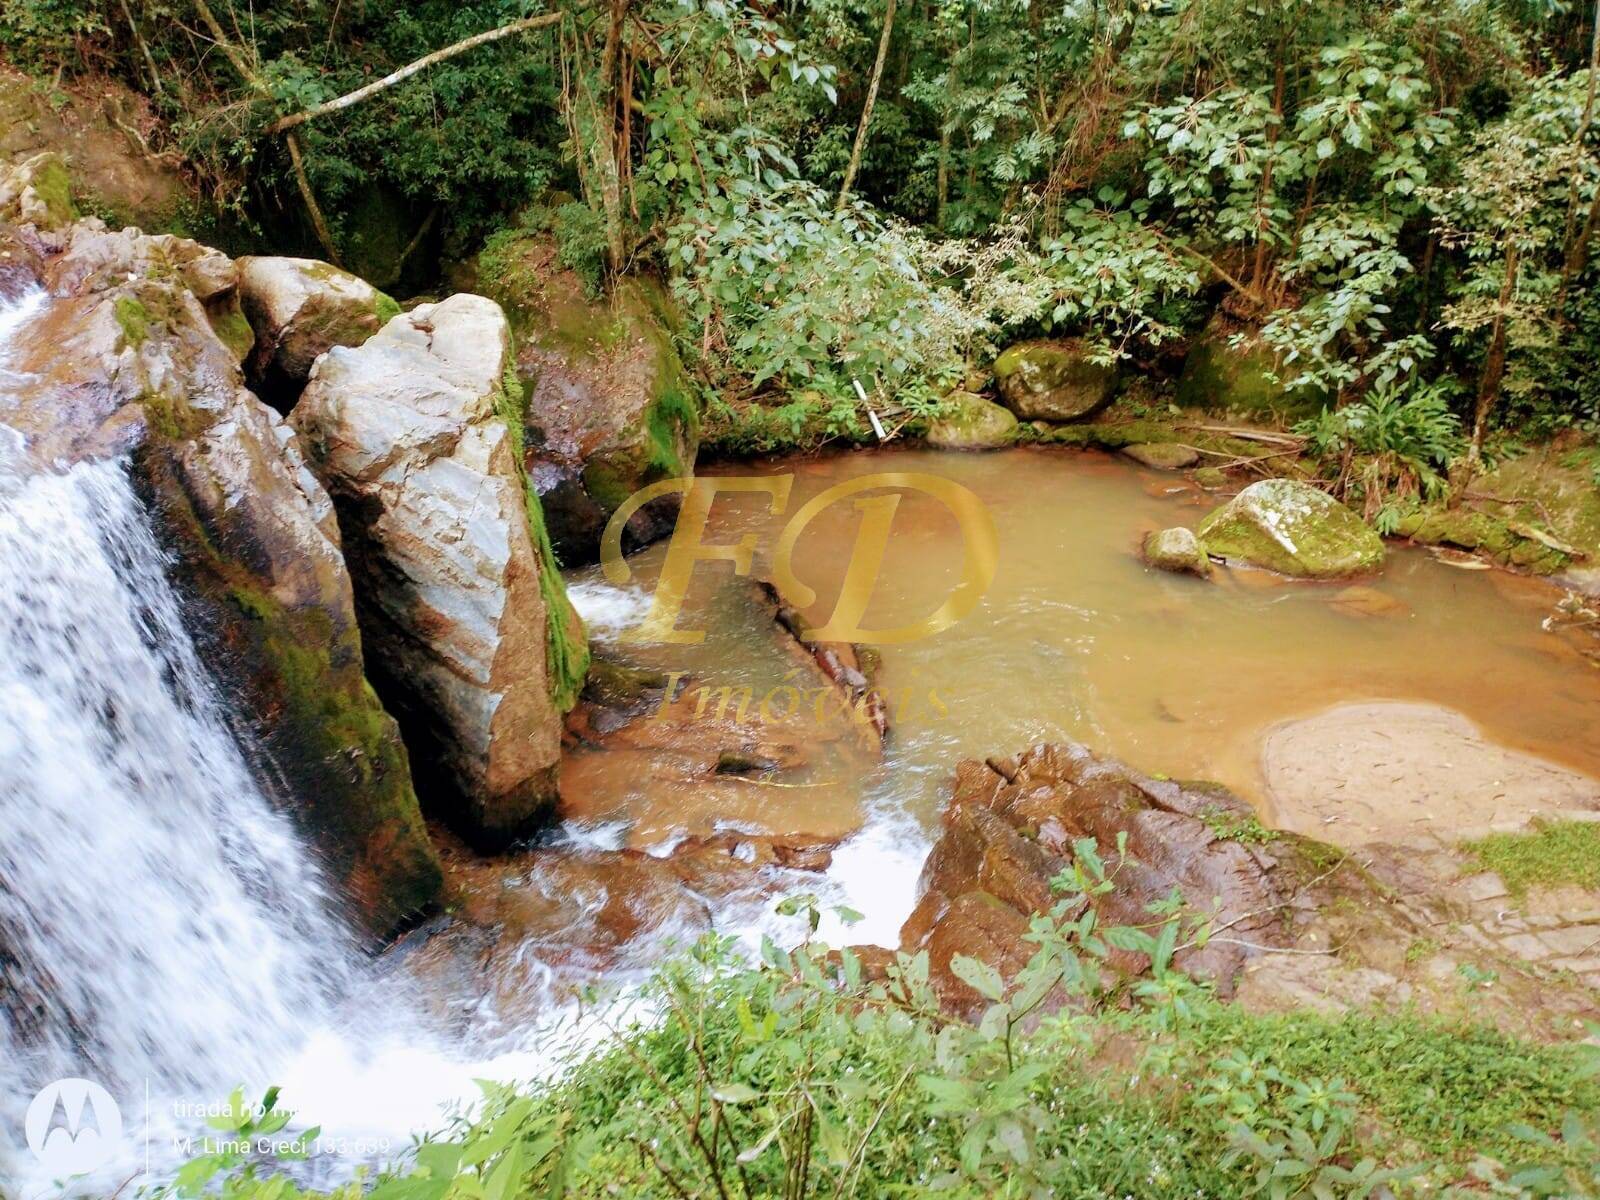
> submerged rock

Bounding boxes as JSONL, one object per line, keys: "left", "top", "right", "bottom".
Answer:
{"left": 992, "top": 338, "right": 1119, "bottom": 422}
{"left": 1196, "top": 478, "right": 1384, "bottom": 578}
{"left": 237, "top": 256, "right": 400, "bottom": 406}
{"left": 1175, "top": 315, "right": 1326, "bottom": 420}
{"left": 292, "top": 294, "right": 587, "bottom": 850}
{"left": 900, "top": 742, "right": 1290, "bottom": 1015}
{"left": 924, "top": 391, "right": 1017, "bottom": 450}
{"left": 1123, "top": 442, "right": 1199, "bottom": 470}
{"left": 6, "top": 219, "right": 442, "bottom": 936}
{"left": 478, "top": 233, "right": 697, "bottom": 564}
{"left": 1142, "top": 526, "right": 1212, "bottom": 578}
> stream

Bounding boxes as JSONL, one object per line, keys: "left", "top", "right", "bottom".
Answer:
{"left": 4, "top": 269, "right": 1600, "bottom": 1193}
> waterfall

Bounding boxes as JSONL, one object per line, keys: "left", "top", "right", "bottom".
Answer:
{"left": 0, "top": 290, "right": 362, "bottom": 1192}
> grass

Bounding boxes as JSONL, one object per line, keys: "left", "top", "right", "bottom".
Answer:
{"left": 162, "top": 935, "right": 1600, "bottom": 1200}
{"left": 1462, "top": 819, "right": 1600, "bottom": 898}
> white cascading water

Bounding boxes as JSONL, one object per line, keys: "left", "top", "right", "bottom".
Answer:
{"left": 0, "top": 286, "right": 896, "bottom": 1197}
{"left": 0, "top": 285, "right": 371, "bottom": 1192}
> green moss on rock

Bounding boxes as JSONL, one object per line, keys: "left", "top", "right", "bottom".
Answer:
{"left": 495, "top": 369, "right": 591, "bottom": 712}
{"left": 993, "top": 338, "right": 1120, "bottom": 422}
{"left": 113, "top": 295, "right": 150, "bottom": 348}
{"left": 925, "top": 391, "right": 1019, "bottom": 450}
{"left": 136, "top": 441, "right": 443, "bottom": 935}
{"left": 1389, "top": 506, "right": 1571, "bottom": 574}
{"left": 1197, "top": 478, "right": 1385, "bottom": 578}
{"left": 1176, "top": 317, "right": 1328, "bottom": 421}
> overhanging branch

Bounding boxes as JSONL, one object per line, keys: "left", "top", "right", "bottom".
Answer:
{"left": 263, "top": 11, "right": 565, "bottom": 135}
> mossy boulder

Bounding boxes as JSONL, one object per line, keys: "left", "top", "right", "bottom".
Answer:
{"left": 292, "top": 293, "right": 589, "bottom": 849}
{"left": 1389, "top": 506, "right": 1571, "bottom": 574}
{"left": 237, "top": 256, "right": 401, "bottom": 406}
{"left": 992, "top": 338, "right": 1120, "bottom": 422}
{"left": 1142, "top": 527, "right": 1212, "bottom": 578}
{"left": 477, "top": 231, "right": 697, "bottom": 565}
{"left": 1176, "top": 315, "right": 1328, "bottom": 420}
{"left": 1197, "top": 478, "right": 1385, "bottom": 578}
{"left": 8, "top": 220, "right": 441, "bottom": 937}
{"left": 925, "top": 391, "right": 1018, "bottom": 450}
{"left": 0, "top": 151, "right": 75, "bottom": 230}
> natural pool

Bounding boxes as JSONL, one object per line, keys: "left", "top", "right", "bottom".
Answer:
{"left": 564, "top": 444, "right": 1600, "bottom": 941}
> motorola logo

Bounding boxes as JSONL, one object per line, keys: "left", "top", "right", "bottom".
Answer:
{"left": 24, "top": 1078, "right": 122, "bottom": 1177}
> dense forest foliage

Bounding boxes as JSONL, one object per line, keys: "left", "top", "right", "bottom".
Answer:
{"left": 7, "top": 0, "right": 1600, "bottom": 466}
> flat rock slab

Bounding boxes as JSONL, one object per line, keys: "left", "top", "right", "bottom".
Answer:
{"left": 1263, "top": 701, "right": 1600, "bottom": 845}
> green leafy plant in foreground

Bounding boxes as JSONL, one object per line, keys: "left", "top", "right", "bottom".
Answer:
{"left": 164, "top": 850, "right": 1600, "bottom": 1200}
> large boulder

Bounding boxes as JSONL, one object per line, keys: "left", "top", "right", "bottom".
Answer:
{"left": 291, "top": 294, "right": 588, "bottom": 849}
{"left": 5, "top": 220, "right": 442, "bottom": 937}
{"left": 236, "top": 256, "right": 401, "bottom": 405}
{"left": 1196, "top": 478, "right": 1385, "bottom": 578}
{"left": 924, "top": 391, "right": 1017, "bottom": 450}
{"left": 992, "top": 338, "right": 1119, "bottom": 422}
{"left": 35, "top": 221, "right": 253, "bottom": 365}
{"left": 477, "top": 232, "right": 697, "bottom": 564}
{"left": 1175, "top": 315, "right": 1326, "bottom": 420}
{"left": 900, "top": 743, "right": 1290, "bottom": 1016}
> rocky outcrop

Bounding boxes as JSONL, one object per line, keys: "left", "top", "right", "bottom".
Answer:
{"left": 924, "top": 391, "right": 1017, "bottom": 450}
{"left": 477, "top": 232, "right": 697, "bottom": 564}
{"left": 1, "top": 67, "right": 190, "bottom": 231}
{"left": 291, "top": 294, "right": 588, "bottom": 849}
{"left": 0, "top": 224, "right": 45, "bottom": 301}
{"left": 236, "top": 256, "right": 401, "bottom": 405}
{"left": 1142, "top": 526, "right": 1212, "bottom": 577}
{"left": 0, "top": 151, "right": 74, "bottom": 231}
{"left": 992, "top": 338, "right": 1119, "bottom": 422}
{"left": 1175, "top": 315, "right": 1326, "bottom": 419}
{"left": 5, "top": 219, "right": 442, "bottom": 937}
{"left": 1196, "top": 478, "right": 1385, "bottom": 578}
{"left": 900, "top": 742, "right": 1290, "bottom": 1015}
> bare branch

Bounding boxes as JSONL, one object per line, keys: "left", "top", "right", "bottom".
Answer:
{"left": 263, "top": 12, "right": 564, "bottom": 135}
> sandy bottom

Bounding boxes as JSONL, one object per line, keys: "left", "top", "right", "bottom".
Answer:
{"left": 1262, "top": 701, "right": 1600, "bottom": 845}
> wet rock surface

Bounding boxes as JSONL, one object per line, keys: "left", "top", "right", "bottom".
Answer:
{"left": 1123, "top": 442, "right": 1200, "bottom": 470}
{"left": 900, "top": 742, "right": 1292, "bottom": 1014}
{"left": 1142, "top": 526, "right": 1211, "bottom": 577}
{"left": 291, "top": 294, "right": 571, "bottom": 850}
{"left": 479, "top": 234, "right": 697, "bottom": 564}
{"left": 1263, "top": 701, "right": 1600, "bottom": 845}
{"left": 4, "top": 217, "right": 441, "bottom": 936}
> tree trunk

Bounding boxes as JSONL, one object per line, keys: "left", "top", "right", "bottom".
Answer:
{"left": 192, "top": 0, "right": 343, "bottom": 265}
{"left": 594, "top": 0, "right": 629, "bottom": 273}
{"left": 1463, "top": 240, "right": 1521, "bottom": 485}
{"left": 1557, "top": 0, "right": 1600, "bottom": 310}
{"left": 837, "top": 0, "right": 898, "bottom": 209}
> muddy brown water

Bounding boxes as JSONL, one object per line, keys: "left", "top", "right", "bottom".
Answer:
{"left": 561, "top": 446, "right": 1600, "bottom": 942}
